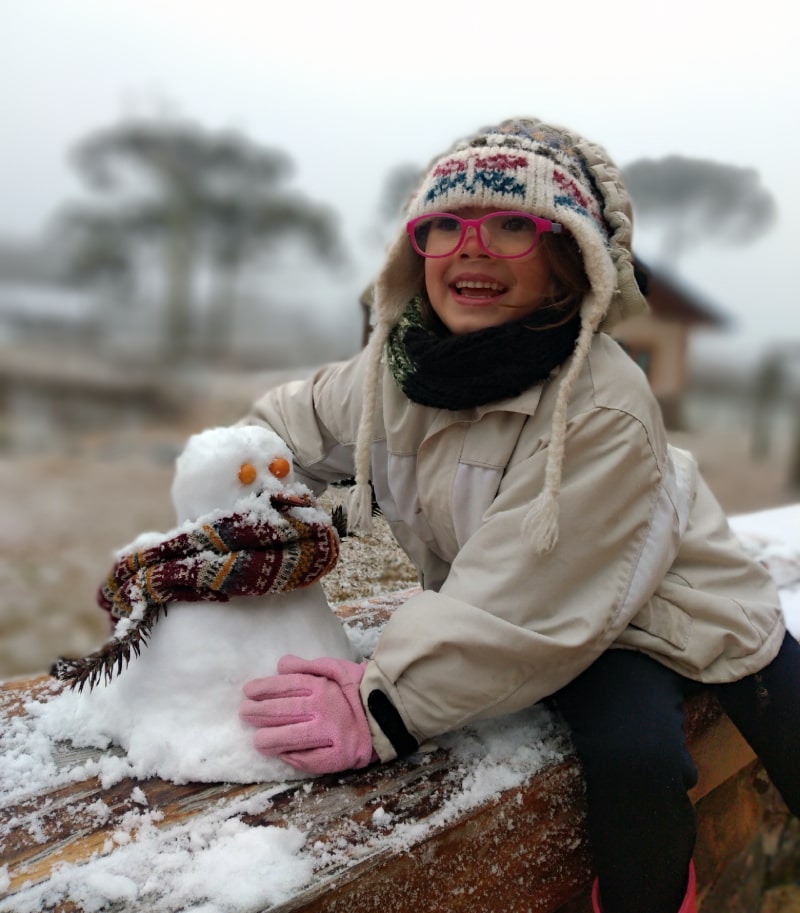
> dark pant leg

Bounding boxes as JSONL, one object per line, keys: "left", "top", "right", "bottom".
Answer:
{"left": 552, "top": 649, "right": 696, "bottom": 913}
{"left": 710, "top": 631, "right": 800, "bottom": 817}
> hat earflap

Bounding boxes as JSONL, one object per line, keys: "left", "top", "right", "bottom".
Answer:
{"left": 522, "top": 239, "right": 616, "bottom": 554}
{"left": 576, "top": 140, "right": 648, "bottom": 329}
{"left": 347, "top": 233, "right": 424, "bottom": 534}
{"left": 346, "top": 317, "right": 391, "bottom": 534}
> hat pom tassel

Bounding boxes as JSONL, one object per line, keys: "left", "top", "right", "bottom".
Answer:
{"left": 522, "top": 490, "right": 560, "bottom": 555}
{"left": 346, "top": 482, "right": 374, "bottom": 535}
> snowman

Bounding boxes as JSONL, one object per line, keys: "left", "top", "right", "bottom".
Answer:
{"left": 43, "top": 425, "right": 355, "bottom": 784}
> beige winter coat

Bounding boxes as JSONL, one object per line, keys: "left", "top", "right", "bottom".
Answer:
{"left": 245, "top": 333, "right": 785, "bottom": 762}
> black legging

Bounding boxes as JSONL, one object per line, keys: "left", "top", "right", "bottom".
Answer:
{"left": 551, "top": 631, "right": 800, "bottom": 913}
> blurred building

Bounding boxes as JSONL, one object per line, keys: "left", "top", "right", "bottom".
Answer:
{"left": 612, "top": 259, "right": 729, "bottom": 429}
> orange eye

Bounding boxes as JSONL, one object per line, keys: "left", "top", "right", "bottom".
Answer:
{"left": 268, "top": 457, "right": 291, "bottom": 479}
{"left": 238, "top": 462, "right": 258, "bottom": 485}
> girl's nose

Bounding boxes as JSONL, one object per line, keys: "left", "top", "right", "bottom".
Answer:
{"left": 459, "top": 224, "right": 487, "bottom": 256}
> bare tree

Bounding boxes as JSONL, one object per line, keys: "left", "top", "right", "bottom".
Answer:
{"left": 55, "top": 210, "right": 134, "bottom": 297}
{"left": 622, "top": 156, "right": 777, "bottom": 263}
{"left": 58, "top": 116, "right": 344, "bottom": 361}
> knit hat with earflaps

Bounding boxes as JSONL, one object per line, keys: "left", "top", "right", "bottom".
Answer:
{"left": 348, "top": 117, "right": 648, "bottom": 553}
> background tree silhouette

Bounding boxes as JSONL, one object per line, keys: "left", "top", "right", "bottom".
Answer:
{"left": 622, "top": 156, "right": 777, "bottom": 264}
{"left": 57, "top": 116, "right": 344, "bottom": 362}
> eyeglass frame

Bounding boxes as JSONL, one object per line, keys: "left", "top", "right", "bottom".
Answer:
{"left": 406, "top": 210, "right": 562, "bottom": 260}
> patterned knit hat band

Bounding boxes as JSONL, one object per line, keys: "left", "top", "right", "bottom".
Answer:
{"left": 407, "top": 132, "right": 611, "bottom": 245}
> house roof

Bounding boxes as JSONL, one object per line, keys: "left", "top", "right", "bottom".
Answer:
{"left": 634, "top": 257, "right": 731, "bottom": 328}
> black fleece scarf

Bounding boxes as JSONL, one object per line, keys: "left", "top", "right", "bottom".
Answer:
{"left": 386, "top": 297, "right": 581, "bottom": 410}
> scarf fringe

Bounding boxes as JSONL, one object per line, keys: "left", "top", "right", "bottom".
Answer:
{"left": 53, "top": 603, "right": 164, "bottom": 692}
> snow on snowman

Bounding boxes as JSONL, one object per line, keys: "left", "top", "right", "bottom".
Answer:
{"left": 41, "top": 425, "right": 356, "bottom": 784}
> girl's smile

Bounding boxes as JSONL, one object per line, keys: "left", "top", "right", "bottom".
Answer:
{"left": 449, "top": 273, "right": 509, "bottom": 301}
{"left": 450, "top": 273, "right": 508, "bottom": 307}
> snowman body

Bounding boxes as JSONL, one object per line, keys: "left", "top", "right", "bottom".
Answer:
{"left": 45, "top": 426, "right": 354, "bottom": 784}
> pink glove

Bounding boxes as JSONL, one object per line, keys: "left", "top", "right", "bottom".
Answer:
{"left": 239, "top": 655, "right": 376, "bottom": 775}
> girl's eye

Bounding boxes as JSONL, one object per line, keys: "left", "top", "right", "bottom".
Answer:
{"left": 501, "top": 216, "right": 534, "bottom": 233}
{"left": 432, "top": 216, "right": 461, "bottom": 232}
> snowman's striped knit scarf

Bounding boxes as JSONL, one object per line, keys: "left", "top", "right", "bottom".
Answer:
{"left": 54, "top": 492, "right": 340, "bottom": 691}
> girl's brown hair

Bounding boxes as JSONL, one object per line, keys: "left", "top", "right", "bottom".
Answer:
{"left": 537, "top": 230, "right": 591, "bottom": 316}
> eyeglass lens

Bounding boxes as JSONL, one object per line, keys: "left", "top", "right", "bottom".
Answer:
{"left": 412, "top": 213, "right": 542, "bottom": 258}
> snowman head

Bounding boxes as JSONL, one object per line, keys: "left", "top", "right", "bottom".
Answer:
{"left": 171, "top": 426, "right": 295, "bottom": 523}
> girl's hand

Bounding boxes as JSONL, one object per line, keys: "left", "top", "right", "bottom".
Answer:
{"left": 239, "top": 655, "right": 377, "bottom": 775}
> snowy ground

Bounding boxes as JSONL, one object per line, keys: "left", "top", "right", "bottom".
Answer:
{"left": 729, "top": 505, "right": 800, "bottom": 638}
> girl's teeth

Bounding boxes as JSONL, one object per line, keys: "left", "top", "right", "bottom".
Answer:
{"left": 455, "top": 281, "right": 504, "bottom": 292}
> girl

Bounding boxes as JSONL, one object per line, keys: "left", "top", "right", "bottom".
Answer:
{"left": 164, "top": 118, "right": 800, "bottom": 913}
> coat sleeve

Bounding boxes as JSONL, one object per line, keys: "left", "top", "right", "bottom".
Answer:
{"left": 241, "top": 349, "right": 371, "bottom": 492}
{"left": 360, "top": 403, "right": 693, "bottom": 761}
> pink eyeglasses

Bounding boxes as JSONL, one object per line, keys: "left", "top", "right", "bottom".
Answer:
{"left": 406, "top": 211, "right": 562, "bottom": 259}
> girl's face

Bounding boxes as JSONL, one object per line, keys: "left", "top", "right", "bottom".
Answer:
{"left": 423, "top": 207, "right": 553, "bottom": 335}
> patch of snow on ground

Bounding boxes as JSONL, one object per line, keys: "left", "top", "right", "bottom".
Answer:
{"left": 730, "top": 505, "right": 800, "bottom": 637}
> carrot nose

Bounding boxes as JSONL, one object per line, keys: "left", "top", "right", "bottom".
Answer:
{"left": 268, "top": 457, "right": 291, "bottom": 479}
{"left": 238, "top": 462, "right": 258, "bottom": 485}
